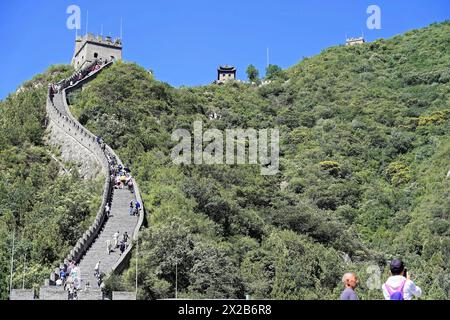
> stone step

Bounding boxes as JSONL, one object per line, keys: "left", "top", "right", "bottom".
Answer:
{"left": 76, "top": 187, "right": 137, "bottom": 288}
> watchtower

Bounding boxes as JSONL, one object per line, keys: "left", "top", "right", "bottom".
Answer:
{"left": 217, "top": 65, "right": 236, "bottom": 83}
{"left": 346, "top": 37, "right": 365, "bottom": 46}
{"left": 72, "top": 33, "right": 122, "bottom": 70}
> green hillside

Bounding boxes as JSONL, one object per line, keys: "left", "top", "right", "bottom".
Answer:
{"left": 0, "top": 66, "right": 103, "bottom": 298}
{"left": 1, "top": 21, "right": 449, "bottom": 300}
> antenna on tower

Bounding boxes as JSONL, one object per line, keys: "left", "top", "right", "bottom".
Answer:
{"left": 120, "top": 17, "right": 123, "bottom": 40}
{"left": 86, "top": 10, "right": 89, "bottom": 35}
{"left": 266, "top": 47, "right": 270, "bottom": 68}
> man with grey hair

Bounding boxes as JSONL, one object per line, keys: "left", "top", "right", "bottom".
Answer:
{"left": 340, "top": 272, "right": 359, "bottom": 300}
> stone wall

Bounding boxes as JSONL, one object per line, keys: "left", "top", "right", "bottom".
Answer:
{"left": 10, "top": 289, "right": 35, "bottom": 300}
{"left": 112, "top": 291, "right": 137, "bottom": 300}
{"left": 39, "top": 286, "right": 68, "bottom": 300}
{"left": 45, "top": 73, "right": 112, "bottom": 267}
{"left": 46, "top": 120, "right": 102, "bottom": 179}
{"left": 77, "top": 289, "right": 103, "bottom": 300}
{"left": 13, "top": 287, "right": 136, "bottom": 300}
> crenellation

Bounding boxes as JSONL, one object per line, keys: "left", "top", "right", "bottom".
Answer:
{"left": 72, "top": 33, "right": 122, "bottom": 70}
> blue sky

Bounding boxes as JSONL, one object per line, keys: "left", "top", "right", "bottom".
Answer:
{"left": 0, "top": 0, "right": 449, "bottom": 99}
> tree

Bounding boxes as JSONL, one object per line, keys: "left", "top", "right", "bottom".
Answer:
{"left": 187, "top": 241, "right": 242, "bottom": 299}
{"left": 246, "top": 65, "right": 259, "bottom": 83}
{"left": 265, "top": 64, "right": 283, "bottom": 80}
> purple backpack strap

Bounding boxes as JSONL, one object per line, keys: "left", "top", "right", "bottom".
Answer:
{"left": 398, "top": 279, "right": 407, "bottom": 292}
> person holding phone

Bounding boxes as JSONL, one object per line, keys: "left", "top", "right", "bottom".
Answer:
{"left": 382, "top": 259, "right": 422, "bottom": 300}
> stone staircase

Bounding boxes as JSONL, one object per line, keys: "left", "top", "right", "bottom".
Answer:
{"left": 77, "top": 188, "right": 137, "bottom": 288}
{"left": 20, "top": 61, "right": 147, "bottom": 300}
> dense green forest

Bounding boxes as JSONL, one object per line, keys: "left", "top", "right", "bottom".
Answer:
{"left": 1, "top": 21, "right": 449, "bottom": 300}
{"left": 0, "top": 66, "right": 103, "bottom": 299}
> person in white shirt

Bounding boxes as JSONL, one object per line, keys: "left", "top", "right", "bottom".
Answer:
{"left": 382, "top": 259, "right": 422, "bottom": 300}
{"left": 113, "top": 231, "right": 120, "bottom": 248}
{"left": 94, "top": 260, "right": 101, "bottom": 278}
{"left": 106, "top": 239, "right": 112, "bottom": 255}
{"left": 105, "top": 203, "right": 111, "bottom": 218}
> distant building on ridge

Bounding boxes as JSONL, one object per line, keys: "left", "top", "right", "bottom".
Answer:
{"left": 216, "top": 65, "right": 236, "bottom": 84}
{"left": 346, "top": 36, "right": 365, "bottom": 46}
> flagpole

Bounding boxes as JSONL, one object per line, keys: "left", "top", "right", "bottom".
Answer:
{"left": 120, "top": 17, "right": 123, "bottom": 40}
{"left": 175, "top": 260, "right": 178, "bottom": 299}
{"left": 86, "top": 10, "right": 89, "bottom": 35}
{"left": 22, "top": 254, "right": 26, "bottom": 289}
{"left": 9, "top": 229, "right": 15, "bottom": 298}
{"left": 135, "top": 234, "right": 138, "bottom": 298}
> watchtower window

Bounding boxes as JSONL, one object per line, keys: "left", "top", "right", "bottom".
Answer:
{"left": 94, "top": 52, "right": 98, "bottom": 58}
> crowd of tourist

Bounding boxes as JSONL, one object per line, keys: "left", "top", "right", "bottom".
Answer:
{"left": 55, "top": 259, "right": 104, "bottom": 300}
{"left": 106, "top": 231, "right": 130, "bottom": 256}
{"left": 129, "top": 199, "right": 141, "bottom": 216}
{"left": 49, "top": 58, "right": 109, "bottom": 102}
{"left": 55, "top": 260, "right": 83, "bottom": 300}
{"left": 54, "top": 229, "right": 134, "bottom": 299}
{"left": 110, "top": 163, "right": 135, "bottom": 193}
